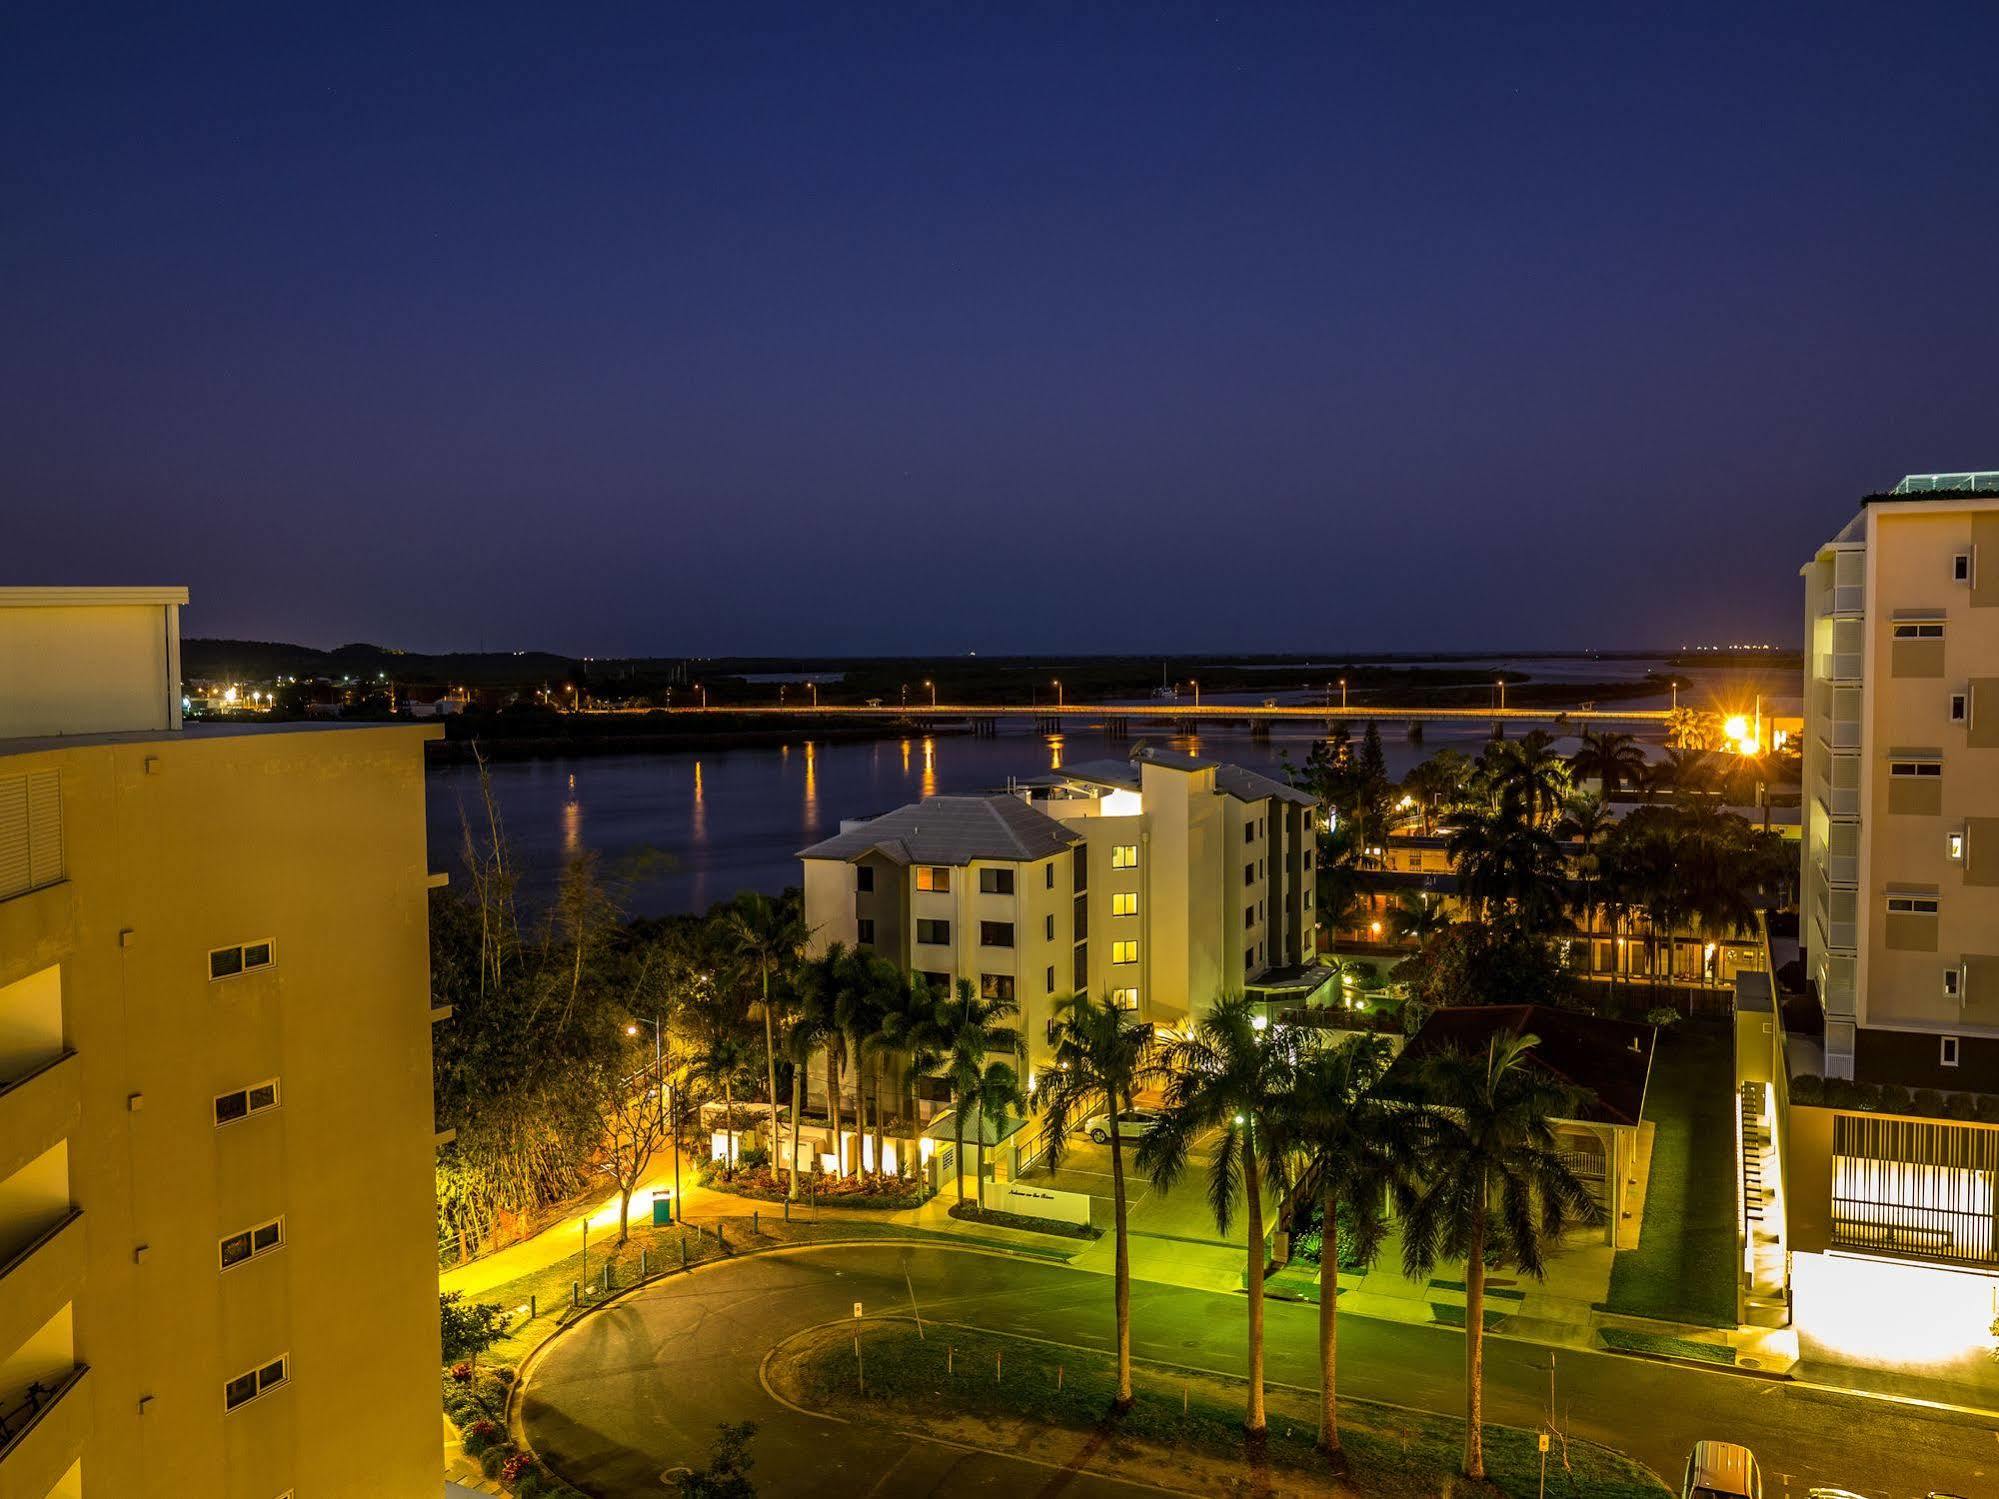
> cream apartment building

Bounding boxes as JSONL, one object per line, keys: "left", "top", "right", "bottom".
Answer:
{"left": 0, "top": 589, "right": 443, "bottom": 1499}
{"left": 799, "top": 743, "right": 1320, "bottom": 1078}
{"left": 1800, "top": 473, "right": 1999, "bottom": 1085}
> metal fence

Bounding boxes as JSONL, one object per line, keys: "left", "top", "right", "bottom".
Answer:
{"left": 1831, "top": 1114, "right": 1998, "bottom": 1267}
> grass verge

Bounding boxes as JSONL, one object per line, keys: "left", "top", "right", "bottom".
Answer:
{"left": 772, "top": 1320, "right": 1666, "bottom": 1498}
{"left": 1599, "top": 1327, "right": 1736, "bottom": 1366}
{"left": 1603, "top": 1023, "right": 1738, "bottom": 1327}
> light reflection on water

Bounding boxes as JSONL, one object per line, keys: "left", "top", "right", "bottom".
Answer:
{"left": 425, "top": 655, "right": 1776, "bottom": 918}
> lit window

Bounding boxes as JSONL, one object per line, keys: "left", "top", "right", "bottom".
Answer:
{"left": 214, "top": 1079, "right": 281, "bottom": 1127}
{"left": 980, "top": 973, "right": 1015, "bottom": 1001}
{"left": 1111, "top": 940, "right": 1138, "bottom": 965}
{"left": 1941, "top": 1035, "right": 1960, "bottom": 1067}
{"left": 1110, "top": 845, "right": 1138, "bottom": 870}
{"left": 916, "top": 866, "right": 952, "bottom": 893}
{"left": 209, "top": 941, "right": 276, "bottom": 981}
{"left": 1111, "top": 892, "right": 1138, "bottom": 917}
{"left": 1886, "top": 895, "right": 1940, "bottom": 915}
{"left": 1109, "top": 988, "right": 1138, "bottom": 1010}
{"left": 224, "top": 1354, "right": 289, "bottom": 1411}
{"left": 1947, "top": 832, "right": 1964, "bottom": 862}
{"left": 1889, "top": 761, "right": 1942, "bottom": 778}
{"left": 1892, "top": 622, "right": 1945, "bottom": 640}
{"left": 220, "top": 1216, "right": 285, "bottom": 1271}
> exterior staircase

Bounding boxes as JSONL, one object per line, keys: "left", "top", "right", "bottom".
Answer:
{"left": 1739, "top": 1082, "right": 1789, "bottom": 1329}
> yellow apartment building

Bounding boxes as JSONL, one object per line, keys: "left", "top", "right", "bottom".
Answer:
{"left": 0, "top": 588, "right": 443, "bottom": 1498}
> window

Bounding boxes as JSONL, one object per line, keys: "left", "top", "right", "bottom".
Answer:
{"left": 215, "top": 1079, "right": 280, "bottom": 1127}
{"left": 856, "top": 918, "right": 875, "bottom": 945}
{"left": 916, "top": 918, "right": 951, "bottom": 945}
{"left": 1111, "top": 940, "right": 1138, "bottom": 965}
{"left": 1244, "top": 907, "right": 1255, "bottom": 930}
{"left": 1953, "top": 552, "right": 1972, "bottom": 583}
{"left": 918, "top": 970, "right": 951, "bottom": 992}
{"left": 224, "top": 1354, "right": 289, "bottom": 1411}
{"left": 1045, "top": 863, "right": 1055, "bottom": 889}
{"left": 1073, "top": 846, "right": 1088, "bottom": 891}
{"left": 1244, "top": 824, "right": 1255, "bottom": 845}
{"left": 1073, "top": 946, "right": 1087, "bottom": 989}
{"left": 1889, "top": 761, "right": 1942, "bottom": 778}
{"left": 979, "top": 921, "right": 1014, "bottom": 948}
{"left": 1947, "top": 832, "right": 1964, "bottom": 862}
{"left": 1305, "top": 848, "right": 1314, "bottom": 869}
{"left": 1951, "top": 692, "right": 1969, "bottom": 723}
{"left": 1109, "top": 987, "right": 1138, "bottom": 1010}
{"left": 1886, "top": 895, "right": 1940, "bottom": 915}
{"left": 1045, "top": 965, "right": 1056, "bottom": 994}
{"left": 856, "top": 866, "right": 874, "bottom": 893}
{"left": 209, "top": 941, "right": 275, "bottom": 981}
{"left": 1044, "top": 914, "right": 1054, "bottom": 940}
{"left": 1111, "top": 845, "right": 1138, "bottom": 870}
{"left": 1941, "top": 1035, "right": 1961, "bottom": 1067}
{"left": 1073, "top": 894, "right": 1088, "bottom": 941}
{"left": 979, "top": 868, "right": 1015, "bottom": 895}
{"left": 980, "top": 973, "right": 1015, "bottom": 1001}
{"left": 1244, "top": 950, "right": 1256, "bottom": 973}
{"left": 1244, "top": 863, "right": 1255, "bottom": 887}
{"left": 1110, "top": 892, "right": 1137, "bottom": 917}
{"left": 220, "top": 1216, "right": 284, "bottom": 1271}
{"left": 1944, "top": 967, "right": 1964, "bottom": 1001}
{"left": 916, "top": 866, "right": 951, "bottom": 893}
{"left": 1303, "top": 888, "right": 1312, "bottom": 908}
{"left": 1892, "top": 622, "right": 1945, "bottom": 640}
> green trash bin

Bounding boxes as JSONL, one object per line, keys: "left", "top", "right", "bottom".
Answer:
{"left": 650, "top": 1192, "right": 674, "bottom": 1226}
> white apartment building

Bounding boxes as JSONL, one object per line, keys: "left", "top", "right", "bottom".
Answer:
{"left": 1800, "top": 472, "right": 1999, "bottom": 1086}
{"left": 798, "top": 744, "right": 1322, "bottom": 1073}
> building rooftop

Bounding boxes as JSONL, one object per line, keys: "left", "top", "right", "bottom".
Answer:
{"left": 0, "top": 719, "right": 441, "bottom": 759}
{"left": 1888, "top": 471, "right": 1999, "bottom": 495}
{"left": 1213, "top": 762, "right": 1319, "bottom": 809}
{"left": 1026, "top": 748, "right": 1316, "bottom": 807}
{"left": 798, "top": 794, "right": 1082, "bottom": 866}
{"left": 1386, "top": 1003, "right": 1656, "bottom": 1128}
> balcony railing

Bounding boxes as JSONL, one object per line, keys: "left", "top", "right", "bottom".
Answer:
{"left": 0, "top": 1363, "right": 88, "bottom": 1494}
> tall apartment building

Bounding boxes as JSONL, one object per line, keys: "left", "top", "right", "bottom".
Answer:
{"left": 0, "top": 589, "right": 442, "bottom": 1498}
{"left": 1800, "top": 472, "right": 1999, "bottom": 1085}
{"left": 799, "top": 744, "right": 1321, "bottom": 1075}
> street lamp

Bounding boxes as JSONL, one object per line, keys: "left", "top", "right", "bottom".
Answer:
{"left": 1496, "top": 677, "right": 1507, "bottom": 711}
{"left": 1340, "top": 677, "right": 1348, "bottom": 710}
{"left": 625, "top": 1016, "right": 679, "bottom": 1223}
{"left": 925, "top": 679, "right": 937, "bottom": 708}
{"left": 1190, "top": 679, "right": 1200, "bottom": 709}
{"left": 809, "top": 682, "right": 819, "bottom": 708}
{"left": 1053, "top": 679, "right": 1063, "bottom": 708}
{"left": 697, "top": 683, "right": 708, "bottom": 710}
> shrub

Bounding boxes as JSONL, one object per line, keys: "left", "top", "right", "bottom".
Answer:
{"left": 1974, "top": 1093, "right": 1999, "bottom": 1124}
{"left": 1941, "top": 1091, "right": 1976, "bottom": 1121}
{"left": 462, "top": 1426, "right": 494, "bottom": 1457}
{"left": 1912, "top": 1088, "right": 1945, "bottom": 1116}
{"left": 501, "top": 1452, "right": 535, "bottom": 1486}
{"left": 1875, "top": 1083, "right": 1911, "bottom": 1115}
{"left": 449, "top": 1360, "right": 474, "bottom": 1384}
{"left": 514, "top": 1472, "right": 545, "bottom": 1499}
{"left": 490, "top": 1365, "right": 517, "bottom": 1387}
{"left": 1852, "top": 1081, "right": 1882, "bottom": 1111}
{"left": 737, "top": 1142, "right": 771, "bottom": 1171}
{"left": 1788, "top": 1073, "right": 1823, "bottom": 1105}
{"left": 480, "top": 1446, "right": 509, "bottom": 1479}
{"left": 1821, "top": 1076, "right": 1856, "bottom": 1108}
{"left": 1644, "top": 1006, "right": 1681, "bottom": 1027}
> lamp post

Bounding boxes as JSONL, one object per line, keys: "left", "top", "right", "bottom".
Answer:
{"left": 1340, "top": 677, "right": 1347, "bottom": 710}
{"left": 625, "top": 1016, "right": 678, "bottom": 1223}
{"left": 1190, "top": 679, "right": 1200, "bottom": 709}
{"left": 809, "top": 682, "right": 819, "bottom": 708}
{"left": 697, "top": 683, "right": 708, "bottom": 710}
{"left": 1496, "top": 677, "right": 1507, "bottom": 711}
{"left": 925, "top": 679, "right": 937, "bottom": 709}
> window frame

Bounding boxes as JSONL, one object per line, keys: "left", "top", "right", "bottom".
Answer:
{"left": 208, "top": 940, "right": 277, "bottom": 982}
{"left": 855, "top": 865, "right": 874, "bottom": 893}
{"left": 214, "top": 1078, "right": 282, "bottom": 1128}
{"left": 1950, "top": 691, "right": 1969, "bottom": 723}
{"left": 1109, "top": 987, "right": 1138, "bottom": 1010}
{"left": 220, "top": 1215, "right": 286, "bottom": 1273}
{"left": 915, "top": 918, "right": 952, "bottom": 946}
{"left": 1947, "top": 831, "right": 1965, "bottom": 862}
{"left": 855, "top": 917, "right": 875, "bottom": 946}
{"left": 1110, "top": 844, "right": 1138, "bottom": 870}
{"left": 1943, "top": 966, "right": 1964, "bottom": 1001}
{"left": 1886, "top": 895, "right": 1940, "bottom": 915}
{"left": 1941, "top": 1034, "right": 1960, "bottom": 1067}
{"left": 224, "top": 1353, "right": 290, "bottom": 1412}
{"left": 978, "top": 920, "right": 1015, "bottom": 948}
{"left": 1953, "top": 551, "right": 1972, "bottom": 584}
{"left": 1892, "top": 621, "right": 1945, "bottom": 640}
{"left": 915, "top": 866, "right": 952, "bottom": 893}
{"left": 978, "top": 867, "right": 1016, "bottom": 896}
{"left": 1110, "top": 939, "right": 1138, "bottom": 966}
{"left": 1888, "top": 760, "right": 1943, "bottom": 779}
{"left": 1110, "top": 891, "right": 1138, "bottom": 917}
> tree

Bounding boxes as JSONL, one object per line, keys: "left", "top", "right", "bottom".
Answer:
{"left": 1139, "top": 996, "right": 1293, "bottom": 1435}
{"left": 1555, "top": 790, "right": 1613, "bottom": 946}
{"left": 938, "top": 979, "right": 1025, "bottom": 1207}
{"left": 688, "top": 1027, "right": 755, "bottom": 1170}
{"left": 439, "top": 1291, "right": 508, "bottom": 1366}
{"left": 1036, "top": 993, "right": 1159, "bottom": 1410}
{"left": 1566, "top": 730, "right": 1646, "bottom": 802}
{"left": 678, "top": 1422, "right": 758, "bottom": 1499}
{"left": 1263, "top": 1035, "right": 1416, "bottom": 1461}
{"left": 719, "top": 893, "right": 806, "bottom": 1197}
{"left": 1484, "top": 730, "right": 1571, "bottom": 828}
{"left": 1387, "top": 890, "right": 1447, "bottom": 946}
{"left": 1447, "top": 805, "right": 1567, "bottom": 932}
{"left": 592, "top": 1027, "right": 674, "bottom": 1243}
{"left": 1399, "top": 1034, "right": 1603, "bottom": 1479}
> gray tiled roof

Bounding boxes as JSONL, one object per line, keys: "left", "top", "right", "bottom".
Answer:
{"left": 1131, "top": 744, "right": 1217, "bottom": 772}
{"left": 1048, "top": 758, "right": 1142, "bottom": 791}
{"left": 1213, "top": 763, "right": 1319, "bottom": 808}
{"left": 798, "top": 794, "right": 1082, "bottom": 866}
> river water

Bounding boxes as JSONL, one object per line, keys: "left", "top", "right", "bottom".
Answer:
{"left": 423, "top": 656, "right": 1793, "bottom": 918}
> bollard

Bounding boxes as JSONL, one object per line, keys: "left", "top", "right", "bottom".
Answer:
{"left": 680, "top": 1235, "right": 688, "bottom": 1269}
{"left": 1057, "top": 1364, "right": 1063, "bottom": 1391}
{"left": 718, "top": 1223, "right": 728, "bottom": 1252}
{"left": 529, "top": 1294, "right": 537, "bottom": 1320}
{"left": 571, "top": 1281, "right": 579, "bottom": 1308}
{"left": 640, "top": 1249, "right": 648, "bottom": 1279}
{"left": 1183, "top": 1382, "right": 1189, "bottom": 1416}
{"left": 996, "top": 1351, "right": 1002, "bottom": 1384}
{"left": 602, "top": 1262, "right": 612, "bottom": 1294}
{"left": 947, "top": 1345, "right": 953, "bottom": 1376}
{"left": 753, "top": 1209, "right": 759, "bottom": 1234}
{"left": 783, "top": 1198, "right": 790, "bottom": 1222}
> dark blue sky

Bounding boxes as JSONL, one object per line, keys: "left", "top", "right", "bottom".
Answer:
{"left": 5, "top": 3, "right": 1995, "bottom": 655}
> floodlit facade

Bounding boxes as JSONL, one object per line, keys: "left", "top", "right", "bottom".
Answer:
{"left": 799, "top": 744, "right": 1322, "bottom": 1075}
{"left": 1800, "top": 474, "right": 1999, "bottom": 1085}
{"left": 0, "top": 589, "right": 443, "bottom": 1498}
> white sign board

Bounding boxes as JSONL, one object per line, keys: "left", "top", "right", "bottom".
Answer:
{"left": 985, "top": 1179, "right": 1094, "bottom": 1227}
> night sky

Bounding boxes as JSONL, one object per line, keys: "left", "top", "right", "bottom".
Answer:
{"left": 5, "top": 3, "right": 1996, "bottom": 656}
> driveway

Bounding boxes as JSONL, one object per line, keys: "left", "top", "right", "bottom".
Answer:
{"left": 520, "top": 1242, "right": 1996, "bottom": 1499}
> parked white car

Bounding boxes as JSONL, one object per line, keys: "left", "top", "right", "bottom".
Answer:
{"left": 1683, "top": 1442, "right": 1761, "bottom": 1499}
{"left": 1084, "top": 1108, "right": 1159, "bottom": 1145}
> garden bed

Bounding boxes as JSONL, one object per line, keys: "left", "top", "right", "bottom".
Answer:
{"left": 699, "top": 1163, "right": 933, "bottom": 1210}
{"left": 769, "top": 1319, "right": 1667, "bottom": 1497}
{"left": 947, "top": 1201, "right": 1101, "bottom": 1240}
{"left": 1598, "top": 1327, "right": 1736, "bottom": 1367}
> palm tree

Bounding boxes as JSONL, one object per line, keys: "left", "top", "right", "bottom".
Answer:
{"left": 720, "top": 893, "right": 806, "bottom": 1195}
{"left": 1446, "top": 805, "right": 1567, "bottom": 932}
{"left": 688, "top": 1029, "right": 755, "bottom": 1170}
{"left": 938, "top": 979, "right": 1024, "bottom": 1204}
{"left": 963, "top": 1058, "right": 1026, "bottom": 1213}
{"left": 1138, "top": 995, "right": 1293, "bottom": 1435}
{"left": 1400, "top": 1034, "right": 1603, "bottom": 1479}
{"left": 872, "top": 975, "right": 945, "bottom": 1178}
{"left": 1555, "top": 790, "right": 1613, "bottom": 947}
{"left": 1387, "top": 889, "right": 1448, "bottom": 946}
{"left": 1263, "top": 1035, "right": 1417, "bottom": 1461}
{"left": 1566, "top": 730, "right": 1646, "bottom": 802}
{"left": 1037, "top": 993, "right": 1159, "bottom": 1410}
{"left": 1486, "top": 730, "right": 1570, "bottom": 827}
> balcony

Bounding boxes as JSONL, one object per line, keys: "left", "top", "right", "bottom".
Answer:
{"left": 0, "top": 1214, "right": 81, "bottom": 1377}
{"left": 0, "top": 1057, "right": 78, "bottom": 1187}
{"left": 0, "top": 1364, "right": 88, "bottom": 1499}
{"left": 1814, "top": 765, "right": 1860, "bottom": 821}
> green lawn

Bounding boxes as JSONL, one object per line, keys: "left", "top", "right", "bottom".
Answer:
{"left": 1603, "top": 1023, "right": 1738, "bottom": 1327}
{"left": 1598, "top": 1327, "right": 1737, "bottom": 1366}
{"left": 778, "top": 1321, "right": 1666, "bottom": 1498}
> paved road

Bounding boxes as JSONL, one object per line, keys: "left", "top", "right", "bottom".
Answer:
{"left": 521, "top": 1243, "right": 1997, "bottom": 1498}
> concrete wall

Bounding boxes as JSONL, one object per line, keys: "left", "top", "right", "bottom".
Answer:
{"left": 0, "top": 591, "right": 185, "bottom": 739}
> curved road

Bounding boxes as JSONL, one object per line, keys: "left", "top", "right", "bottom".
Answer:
{"left": 521, "top": 1243, "right": 1995, "bottom": 1498}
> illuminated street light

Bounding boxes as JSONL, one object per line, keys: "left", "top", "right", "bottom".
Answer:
{"left": 1340, "top": 677, "right": 1347, "bottom": 710}
{"left": 1053, "top": 679, "right": 1063, "bottom": 708}
{"left": 809, "top": 682, "right": 819, "bottom": 708}
{"left": 925, "top": 679, "right": 937, "bottom": 708}
{"left": 1190, "top": 679, "right": 1200, "bottom": 709}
